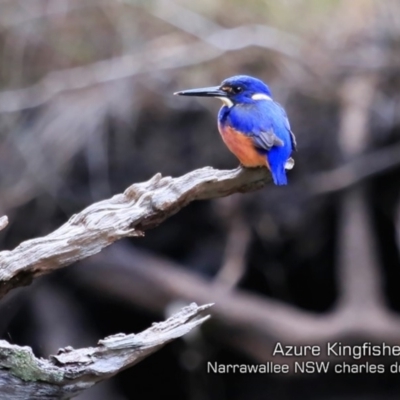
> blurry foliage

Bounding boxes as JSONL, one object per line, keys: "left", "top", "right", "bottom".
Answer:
{"left": 0, "top": 0, "right": 400, "bottom": 399}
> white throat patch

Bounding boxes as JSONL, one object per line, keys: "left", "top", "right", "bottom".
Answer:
{"left": 251, "top": 93, "right": 272, "bottom": 101}
{"left": 217, "top": 97, "right": 234, "bottom": 107}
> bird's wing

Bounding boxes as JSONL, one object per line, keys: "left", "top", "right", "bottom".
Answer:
{"left": 252, "top": 130, "right": 284, "bottom": 151}
{"left": 289, "top": 129, "right": 297, "bottom": 151}
{"left": 277, "top": 102, "right": 297, "bottom": 152}
{"left": 250, "top": 101, "right": 290, "bottom": 151}
{"left": 231, "top": 100, "right": 295, "bottom": 153}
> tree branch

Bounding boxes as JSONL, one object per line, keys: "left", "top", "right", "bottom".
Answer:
{"left": 0, "top": 166, "right": 272, "bottom": 299}
{"left": 0, "top": 302, "right": 211, "bottom": 400}
{"left": 335, "top": 75, "right": 384, "bottom": 311}
{"left": 76, "top": 243, "right": 400, "bottom": 363}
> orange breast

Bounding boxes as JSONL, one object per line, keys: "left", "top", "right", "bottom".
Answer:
{"left": 218, "top": 124, "right": 268, "bottom": 168}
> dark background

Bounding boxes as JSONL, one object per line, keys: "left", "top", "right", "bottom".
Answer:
{"left": 1, "top": 0, "right": 400, "bottom": 399}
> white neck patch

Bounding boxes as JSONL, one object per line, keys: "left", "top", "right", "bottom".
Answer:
{"left": 252, "top": 93, "right": 272, "bottom": 101}
{"left": 217, "top": 97, "right": 234, "bottom": 107}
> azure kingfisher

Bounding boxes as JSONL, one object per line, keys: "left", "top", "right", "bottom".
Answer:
{"left": 174, "top": 75, "right": 296, "bottom": 185}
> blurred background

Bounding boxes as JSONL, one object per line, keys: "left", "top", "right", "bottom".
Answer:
{"left": 0, "top": 0, "right": 400, "bottom": 399}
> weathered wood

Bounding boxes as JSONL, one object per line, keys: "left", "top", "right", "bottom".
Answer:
{"left": 0, "top": 166, "right": 273, "bottom": 299}
{"left": 0, "top": 165, "right": 278, "bottom": 398}
{"left": 0, "top": 302, "right": 212, "bottom": 400}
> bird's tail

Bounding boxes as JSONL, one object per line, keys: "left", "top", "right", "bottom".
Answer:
{"left": 267, "top": 150, "right": 289, "bottom": 185}
{"left": 271, "top": 166, "right": 287, "bottom": 185}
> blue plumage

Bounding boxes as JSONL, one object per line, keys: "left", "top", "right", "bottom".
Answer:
{"left": 219, "top": 99, "right": 293, "bottom": 185}
{"left": 175, "top": 75, "right": 296, "bottom": 185}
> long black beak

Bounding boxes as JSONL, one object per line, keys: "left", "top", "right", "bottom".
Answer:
{"left": 174, "top": 86, "right": 227, "bottom": 97}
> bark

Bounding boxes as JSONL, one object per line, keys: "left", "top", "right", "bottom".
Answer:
{"left": 0, "top": 302, "right": 211, "bottom": 400}
{"left": 0, "top": 165, "right": 274, "bottom": 299}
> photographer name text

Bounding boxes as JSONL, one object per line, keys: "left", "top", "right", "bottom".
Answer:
{"left": 207, "top": 342, "right": 400, "bottom": 374}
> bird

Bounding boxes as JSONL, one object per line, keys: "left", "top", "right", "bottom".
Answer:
{"left": 174, "top": 75, "right": 296, "bottom": 185}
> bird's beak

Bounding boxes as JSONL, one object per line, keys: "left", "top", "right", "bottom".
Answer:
{"left": 174, "top": 86, "right": 227, "bottom": 98}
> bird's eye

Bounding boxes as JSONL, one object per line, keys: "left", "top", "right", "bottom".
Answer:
{"left": 232, "top": 86, "right": 242, "bottom": 94}
{"left": 221, "top": 85, "right": 243, "bottom": 95}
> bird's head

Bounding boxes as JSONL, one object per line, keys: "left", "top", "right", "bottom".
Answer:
{"left": 174, "top": 75, "right": 273, "bottom": 107}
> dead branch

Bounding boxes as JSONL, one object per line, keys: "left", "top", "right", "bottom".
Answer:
{"left": 307, "top": 140, "right": 400, "bottom": 195}
{"left": 0, "top": 22, "right": 302, "bottom": 114}
{"left": 1, "top": 0, "right": 396, "bottom": 114}
{"left": 0, "top": 166, "right": 273, "bottom": 299}
{"left": 335, "top": 75, "right": 382, "bottom": 312}
{"left": 76, "top": 242, "right": 400, "bottom": 363}
{"left": 213, "top": 196, "right": 251, "bottom": 288}
{"left": 0, "top": 302, "right": 211, "bottom": 400}
{"left": 0, "top": 164, "right": 274, "bottom": 396}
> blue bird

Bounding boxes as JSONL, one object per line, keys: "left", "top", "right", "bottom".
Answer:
{"left": 174, "top": 75, "right": 296, "bottom": 185}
